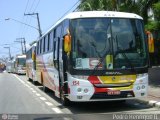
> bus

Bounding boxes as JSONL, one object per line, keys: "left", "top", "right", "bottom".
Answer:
{"left": 35, "top": 11, "right": 149, "bottom": 105}
{"left": 10, "top": 59, "right": 16, "bottom": 73}
{"left": 26, "top": 43, "right": 37, "bottom": 84}
{"left": 15, "top": 54, "right": 26, "bottom": 75}
{"left": 6, "top": 60, "right": 12, "bottom": 73}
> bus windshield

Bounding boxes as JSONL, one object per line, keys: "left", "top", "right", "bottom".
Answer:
{"left": 18, "top": 58, "right": 26, "bottom": 66}
{"left": 71, "top": 18, "right": 148, "bottom": 70}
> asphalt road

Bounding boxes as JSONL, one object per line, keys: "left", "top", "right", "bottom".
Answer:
{"left": 0, "top": 72, "right": 160, "bottom": 120}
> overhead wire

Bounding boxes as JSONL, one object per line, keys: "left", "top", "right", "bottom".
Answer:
{"left": 13, "top": 0, "right": 40, "bottom": 57}
{"left": 18, "top": 0, "right": 40, "bottom": 45}
{"left": 44, "top": 0, "right": 80, "bottom": 33}
{"left": 58, "top": 0, "right": 80, "bottom": 21}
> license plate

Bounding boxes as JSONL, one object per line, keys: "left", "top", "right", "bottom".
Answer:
{"left": 107, "top": 90, "right": 121, "bottom": 95}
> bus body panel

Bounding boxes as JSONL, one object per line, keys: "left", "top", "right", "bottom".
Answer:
{"left": 26, "top": 58, "right": 37, "bottom": 81}
{"left": 67, "top": 73, "right": 148, "bottom": 101}
{"left": 36, "top": 52, "right": 60, "bottom": 97}
{"left": 26, "top": 44, "right": 37, "bottom": 82}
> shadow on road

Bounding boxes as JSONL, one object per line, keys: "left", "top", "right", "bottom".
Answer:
{"left": 35, "top": 85, "right": 152, "bottom": 114}
{"left": 26, "top": 74, "right": 153, "bottom": 114}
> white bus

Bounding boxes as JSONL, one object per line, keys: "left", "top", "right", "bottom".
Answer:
{"left": 6, "top": 61, "right": 12, "bottom": 73}
{"left": 15, "top": 54, "right": 26, "bottom": 75}
{"left": 35, "top": 11, "right": 149, "bottom": 105}
{"left": 26, "top": 43, "right": 37, "bottom": 84}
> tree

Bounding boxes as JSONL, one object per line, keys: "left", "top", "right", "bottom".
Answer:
{"left": 78, "top": 0, "right": 159, "bottom": 25}
{"left": 78, "top": 0, "right": 118, "bottom": 11}
{"left": 153, "top": 2, "right": 160, "bottom": 29}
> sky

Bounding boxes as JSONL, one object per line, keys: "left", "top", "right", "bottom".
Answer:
{"left": 0, "top": 0, "right": 79, "bottom": 59}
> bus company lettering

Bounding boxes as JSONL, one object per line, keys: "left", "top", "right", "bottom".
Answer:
{"left": 105, "top": 72, "right": 122, "bottom": 75}
{"left": 72, "top": 81, "right": 80, "bottom": 86}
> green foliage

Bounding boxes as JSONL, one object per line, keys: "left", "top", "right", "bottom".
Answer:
{"left": 145, "top": 21, "right": 159, "bottom": 31}
{"left": 78, "top": 0, "right": 160, "bottom": 31}
{"left": 153, "top": 2, "right": 160, "bottom": 20}
{"left": 145, "top": 2, "right": 160, "bottom": 31}
{"left": 78, "top": 0, "right": 117, "bottom": 11}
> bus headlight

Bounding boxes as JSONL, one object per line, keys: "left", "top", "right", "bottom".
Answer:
{"left": 137, "top": 86, "right": 140, "bottom": 90}
{"left": 77, "top": 88, "right": 82, "bottom": 92}
{"left": 84, "top": 88, "right": 89, "bottom": 93}
{"left": 142, "top": 85, "right": 145, "bottom": 89}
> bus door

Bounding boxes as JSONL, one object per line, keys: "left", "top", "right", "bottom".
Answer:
{"left": 54, "top": 37, "right": 62, "bottom": 96}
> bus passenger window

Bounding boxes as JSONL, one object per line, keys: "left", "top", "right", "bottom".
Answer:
{"left": 43, "top": 37, "right": 46, "bottom": 53}
{"left": 47, "top": 34, "right": 50, "bottom": 51}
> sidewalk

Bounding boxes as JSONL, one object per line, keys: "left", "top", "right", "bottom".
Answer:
{"left": 138, "top": 85, "right": 160, "bottom": 108}
{"left": 137, "top": 67, "right": 160, "bottom": 108}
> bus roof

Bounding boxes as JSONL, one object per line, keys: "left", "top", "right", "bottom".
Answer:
{"left": 65, "top": 11, "right": 143, "bottom": 19}
{"left": 42, "top": 11, "right": 143, "bottom": 39}
{"left": 16, "top": 54, "right": 26, "bottom": 58}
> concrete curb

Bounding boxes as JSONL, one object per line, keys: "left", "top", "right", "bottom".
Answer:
{"left": 136, "top": 99, "right": 160, "bottom": 108}
{"left": 155, "top": 102, "right": 160, "bottom": 108}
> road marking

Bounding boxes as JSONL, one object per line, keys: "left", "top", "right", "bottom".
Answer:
{"left": 32, "top": 90, "right": 37, "bottom": 93}
{"left": 52, "top": 108, "right": 63, "bottom": 113}
{"left": 64, "top": 118, "right": 73, "bottom": 120}
{"left": 30, "top": 88, "right": 34, "bottom": 90}
{"left": 45, "top": 102, "right": 53, "bottom": 106}
{"left": 20, "top": 81, "right": 25, "bottom": 84}
{"left": 13, "top": 74, "right": 63, "bottom": 113}
{"left": 36, "top": 93, "right": 41, "bottom": 96}
{"left": 13, "top": 74, "right": 24, "bottom": 83}
{"left": 25, "top": 84, "right": 30, "bottom": 87}
{"left": 40, "top": 97, "right": 47, "bottom": 101}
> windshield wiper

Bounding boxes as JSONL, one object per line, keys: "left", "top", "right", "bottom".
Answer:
{"left": 91, "top": 49, "right": 110, "bottom": 75}
{"left": 91, "top": 36, "right": 111, "bottom": 75}
{"left": 115, "top": 36, "right": 135, "bottom": 72}
{"left": 119, "top": 51, "right": 135, "bottom": 72}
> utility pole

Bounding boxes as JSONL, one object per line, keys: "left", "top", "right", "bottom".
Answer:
{"left": 15, "top": 38, "right": 26, "bottom": 54}
{"left": 4, "top": 47, "right": 11, "bottom": 60}
{"left": 24, "top": 13, "right": 42, "bottom": 37}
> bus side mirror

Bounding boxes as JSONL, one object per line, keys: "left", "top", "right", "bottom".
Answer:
{"left": 64, "top": 34, "right": 71, "bottom": 53}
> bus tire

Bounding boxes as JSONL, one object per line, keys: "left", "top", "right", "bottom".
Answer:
{"left": 32, "top": 80, "right": 36, "bottom": 85}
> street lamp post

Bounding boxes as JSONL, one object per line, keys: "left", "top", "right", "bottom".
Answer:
{"left": 4, "top": 47, "right": 11, "bottom": 60}
{"left": 5, "top": 18, "right": 40, "bottom": 34}
{"left": 5, "top": 17, "right": 40, "bottom": 54}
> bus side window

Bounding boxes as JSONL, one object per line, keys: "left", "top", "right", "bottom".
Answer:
{"left": 47, "top": 34, "right": 50, "bottom": 52}
{"left": 36, "top": 42, "right": 39, "bottom": 55}
{"left": 43, "top": 37, "right": 46, "bottom": 53}
{"left": 39, "top": 39, "right": 42, "bottom": 54}
{"left": 54, "top": 38, "right": 59, "bottom": 60}
{"left": 53, "top": 25, "right": 61, "bottom": 60}
{"left": 50, "top": 31, "right": 54, "bottom": 51}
